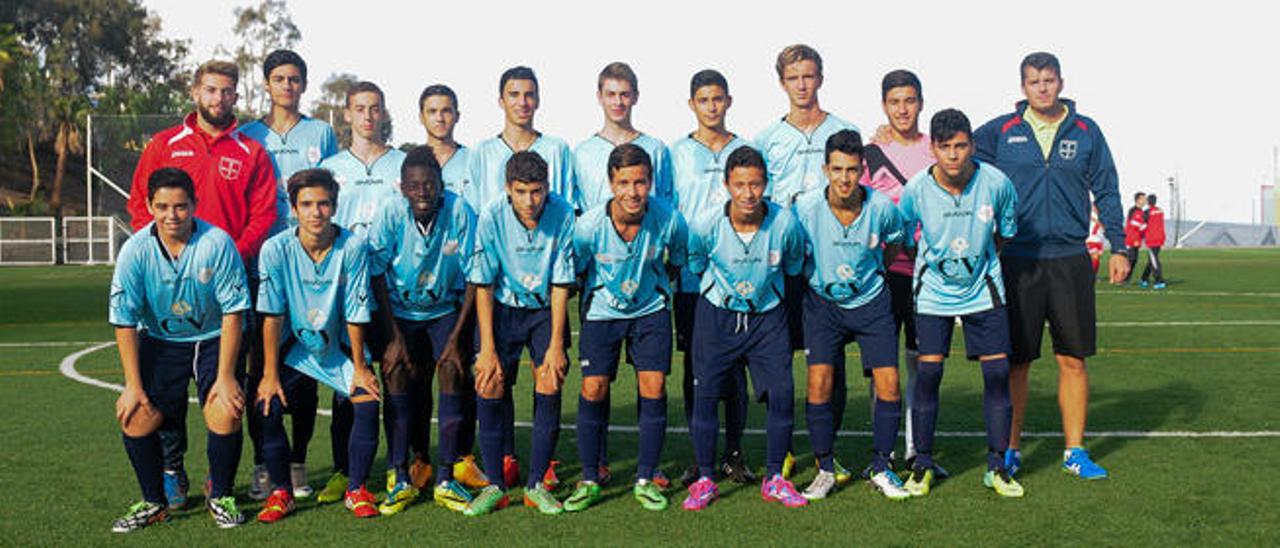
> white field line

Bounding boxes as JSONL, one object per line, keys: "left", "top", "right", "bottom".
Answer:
{"left": 57, "top": 342, "right": 1280, "bottom": 439}
{"left": 1097, "top": 289, "right": 1280, "bottom": 298}
{"left": 1097, "top": 320, "right": 1280, "bottom": 327}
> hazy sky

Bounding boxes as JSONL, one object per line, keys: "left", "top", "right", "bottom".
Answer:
{"left": 146, "top": 0, "right": 1279, "bottom": 223}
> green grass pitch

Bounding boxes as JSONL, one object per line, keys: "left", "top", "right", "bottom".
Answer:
{"left": 0, "top": 248, "right": 1277, "bottom": 546}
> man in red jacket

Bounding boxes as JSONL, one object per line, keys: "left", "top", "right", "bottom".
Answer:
{"left": 1139, "top": 194, "right": 1167, "bottom": 289}
{"left": 1122, "top": 192, "right": 1146, "bottom": 282}
{"left": 126, "top": 59, "right": 277, "bottom": 510}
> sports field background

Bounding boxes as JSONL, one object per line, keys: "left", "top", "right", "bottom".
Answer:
{"left": 1, "top": 248, "right": 1277, "bottom": 546}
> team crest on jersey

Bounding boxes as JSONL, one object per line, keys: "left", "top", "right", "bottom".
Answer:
{"left": 170, "top": 300, "right": 192, "bottom": 316}
{"left": 835, "top": 264, "right": 855, "bottom": 281}
{"left": 307, "top": 146, "right": 322, "bottom": 164}
{"left": 442, "top": 240, "right": 459, "bottom": 256}
{"left": 306, "top": 307, "right": 325, "bottom": 328}
{"left": 977, "top": 205, "right": 994, "bottom": 223}
{"left": 1058, "top": 140, "right": 1078, "bottom": 160}
{"left": 620, "top": 279, "right": 639, "bottom": 295}
{"left": 867, "top": 233, "right": 879, "bottom": 248}
{"left": 768, "top": 250, "right": 781, "bottom": 266}
{"left": 197, "top": 267, "right": 214, "bottom": 284}
{"left": 335, "top": 174, "right": 348, "bottom": 186}
{"left": 418, "top": 270, "right": 437, "bottom": 287}
{"left": 734, "top": 280, "right": 754, "bottom": 297}
{"left": 218, "top": 157, "right": 242, "bottom": 180}
{"left": 521, "top": 273, "right": 542, "bottom": 291}
{"left": 950, "top": 237, "right": 970, "bottom": 255}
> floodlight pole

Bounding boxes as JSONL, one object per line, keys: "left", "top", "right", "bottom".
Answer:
{"left": 1168, "top": 174, "right": 1181, "bottom": 248}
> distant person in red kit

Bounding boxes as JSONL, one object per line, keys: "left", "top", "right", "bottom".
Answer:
{"left": 1122, "top": 192, "right": 1146, "bottom": 282}
{"left": 1086, "top": 204, "right": 1105, "bottom": 273}
{"left": 1138, "top": 194, "right": 1166, "bottom": 289}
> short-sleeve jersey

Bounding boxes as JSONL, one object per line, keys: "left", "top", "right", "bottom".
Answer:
{"left": 754, "top": 114, "right": 859, "bottom": 206}
{"left": 793, "top": 187, "right": 903, "bottom": 309}
{"left": 467, "top": 194, "right": 576, "bottom": 309}
{"left": 367, "top": 191, "right": 476, "bottom": 321}
{"left": 319, "top": 148, "right": 406, "bottom": 236}
{"left": 573, "top": 197, "right": 686, "bottom": 321}
{"left": 687, "top": 202, "right": 804, "bottom": 314}
{"left": 669, "top": 134, "right": 751, "bottom": 293}
{"left": 572, "top": 133, "right": 673, "bottom": 211}
{"left": 464, "top": 134, "right": 576, "bottom": 210}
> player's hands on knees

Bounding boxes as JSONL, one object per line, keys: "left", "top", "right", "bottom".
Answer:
{"left": 474, "top": 350, "right": 503, "bottom": 396}
{"left": 539, "top": 347, "right": 568, "bottom": 392}
{"left": 207, "top": 376, "right": 245, "bottom": 419}
{"left": 383, "top": 335, "right": 410, "bottom": 377}
{"left": 352, "top": 365, "right": 382, "bottom": 401}
{"left": 1108, "top": 253, "right": 1131, "bottom": 284}
{"left": 437, "top": 342, "right": 466, "bottom": 393}
{"left": 116, "top": 385, "right": 154, "bottom": 428}
{"left": 256, "top": 375, "right": 287, "bottom": 416}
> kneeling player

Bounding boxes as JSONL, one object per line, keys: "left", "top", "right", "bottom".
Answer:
{"left": 567, "top": 144, "right": 686, "bottom": 512}
{"left": 682, "top": 147, "right": 807, "bottom": 511}
{"left": 897, "top": 109, "right": 1022, "bottom": 497}
{"left": 464, "top": 151, "right": 576, "bottom": 516}
{"left": 254, "top": 169, "right": 382, "bottom": 522}
{"left": 109, "top": 168, "right": 250, "bottom": 532}
{"left": 793, "top": 130, "right": 909, "bottom": 501}
{"left": 367, "top": 146, "right": 481, "bottom": 514}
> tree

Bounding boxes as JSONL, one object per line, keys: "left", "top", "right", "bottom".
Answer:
{"left": 311, "top": 73, "right": 358, "bottom": 149}
{"left": 219, "top": 0, "right": 301, "bottom": 118}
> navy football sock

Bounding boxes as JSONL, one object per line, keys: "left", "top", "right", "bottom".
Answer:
{"left": 764, "top": 390, "right": 795, "bottom": 477}
{"left": 527, "top": 392, "right": 562, "bottom": 489}
{"left": 330, "top": 394, "right": 353, "bottom": 476}
{"left": 576, "top": 396, "right": 607, "bottom": 482}
{"left": 912, "top": 360, "right": 944, "bottom": 468}
{"left": 981, "top": 357, "right": 1012, "bottom": 471}
{"left": 724, "top": 372, "right": 748, "bottom": 453}
{"left": 346, "top": 398, "right": 379, "bottom": 491}
{"left": 598, "top": 391, "right": 611, "bottom": 468}
{"left": 807, "top": 401, "right": 835, "bottom": 472}
{"left": 476, "top": 396, "right": 505, "bottom": 487}
{"left": 681, "top": 352, "right": 695, "bottom": 430}
{"left": 123, "top": 432, "right": 165, "bottom": 504}
{"left": 831, "top": 360, "right": 848, "bottom": 433}
{"left": 246, "top": 388, "right": 265, "bottom": 466}
{"left": 385, "top": 394, "right": 413, "bottom": 484}
{"left": 436, "top": 392, "right": 462, "bottom": 483}
{"left": 459, "top": 387, "right": 477, "bottom": 456}
{"left": 872, "top": 398, "right": 903, "bottom": 472}
{"left": 636, "top": 396, "right": 667, "bottom": 481}
{"left": 691, "top": 394, "right": 720, "bottom": 479}
{"left": 501, "top": 390, "right": 515, "bottom": 457}
{"left": 259, "top": 399, "right": 292, "bottom": 490}
{"left": 288, "top": 381, "right": 318, "bottom": 463}
{"left": 410, "top": 379, "right": 433, "bottom": 459}
{"left": 206, "top": 429, "right": 242, "bottom": 498}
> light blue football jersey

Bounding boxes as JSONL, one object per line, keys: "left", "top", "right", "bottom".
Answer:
{"left": 794, "top": 186, "right": 904, "bottom": 309}
{"left": 320, "top": 148, "right": 406, "bottom": 237}
{"left": 440, "top": 145, "right": 470, "bottom": 197}
{"left": 109, "top": 220, "right": 251, "bottom": 342}
{"left": 257, "top": 226, "right": 374, "bottom": 396}
{"left": 573, "top": 197, "right": 686, "bottom": 321}
{"left": 367, "top": 191, "right": 476, "bottom": 321}
{"left": 669, "top": 134, "right": 751, "bottom": 293}
{"left": 572, "top": 133, "right": 674, "bottom": 211}
{"left": 687, "top": 202, "right": 804, "bottom": 314}
{"left": 240, "top": 116, "right": 339, "bottom": 233}
{"left": 898, "top": 161, "right": 1018, "bottom": 316}
{"left": 464, "top": 134, "right": 576, "bottom": 210}
{"left": 467, "top": 194, "right": 576, "bottom": 309}
{"left": 755, "top": 114, "right": 859, "bottom": 206}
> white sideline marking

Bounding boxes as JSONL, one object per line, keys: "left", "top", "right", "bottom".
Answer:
{"left": 1097, "top": 320, "right": 1280, "bottom": 327}
{"left": 0, "top": 340, "right": 113, "bottom": 347}
{"left": 1098, "top": 290, "right": 1280, "bottom": 298}
{"left": 57, "top": 342, "right": 1280, "bottom": 439}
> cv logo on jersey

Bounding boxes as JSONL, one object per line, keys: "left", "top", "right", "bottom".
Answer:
{"left": 297, "top": 307, "right": 331, "bottom": 352}
{"left": 822, "top": 264, "right": 860, "bottom": 300}
{"left": 400, "top": 271, "right": 443, "bottom": 307}
{"left": 1058, "top": 140, "right": 1078, "bottom": 161}
{"left": 160, "top": 299, "right": 205, "bottom": 334}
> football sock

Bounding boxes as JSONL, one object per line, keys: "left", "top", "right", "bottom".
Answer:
{"left": 346, "top": 396, "right": 379, "bottom": 491}
{"left": 288, "top": 378, "right": 318, "bottom": 464}
{"left": 830, "top": 359, "right": 848, "bottom": 432}
{"left": 912, "top": 359, "right": 944, "bottom": 467}
{"left": 501, "top": 390, "right": 515, "bottom": 457}
{"left": 577, "top": 395, "right": 607, "bottom": 482}
{"left": 981, "top": 356, "right": 1012, "bottom": 471}
{"left": 806, "top": 401, "right": 835, "bottom": 472}
{"left": 385, "top": 394, "right": 413, "bottom": 484}
{"left": 436, "top": 392, "right": 462, "bottom": 483}
{"left": 598, "top": 391, "right": 611, "bottom": 468}
{"left": 636, "top": 395, "right": 667, "bottom": 481}
{"left": 330, "top": 394, "right": 353, "bottom": 476}
{"left": 872, "top": 398, "right": 903, "bottom": 472}
{"left": 527, "top": 392, "right": 562, "bottom": 489}
{"left": 459, "top": 385, "right": 477, "bottom": 456}
{"left": 903, "top": 349, "right": 919, "bottom": 457}
{"left": 764, "top": 388, "right": 795, "bottom": 477}
{"left": 724, "top": 370, "right": 748, "bottom": 453}
{"left": 476, "top": 396, "right": 505, "bottom": 487}
{"left": 123, "top": 432, "right": 165, "bottom": 505}
{"left": 259, "top": 399, "right": 292, "bottom": 490}
{"left": 246, "top": 384, "right": 265, "bottom": 466}
{"left": 409, "top": 378, "right": 432, "bottom": 459}
{"left": 691, "top": 392, "right": 720, "bottom": 479}
{"left": 681, "top": 351, "right": 695, "bottom": 430}
{"left": 206, "top": 429, "right": 242, "bottom": 498}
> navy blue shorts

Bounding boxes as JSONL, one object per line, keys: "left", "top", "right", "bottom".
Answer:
{"left": 673, "top": 293, "right": 698, "bottom": 353}
{"left": 579, "top": 310, "right": 672, "bottom": 378}
{"left": 139, "top": 334, "right": 238, "bottom": 420}
{"left": 692, "top": 298, "right": 793, "bottom": 403}
{"left": 395, "top": 313, "right": 466, "bottom": 384}
{"left": 803, "top": 288, "right": 898, "bottom": 374}
{"left": 476, "top": 303, "right": 568, "bottom": 387}
{"left": 915, "top": 307, "right": 1012, "bottom": 360}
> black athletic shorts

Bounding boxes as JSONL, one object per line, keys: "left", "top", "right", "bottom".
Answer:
{"left": 885, "top": 271, "right": 918, "bottom": 351}
{"left": 1001, "top": 253, "right": 1096, "bottom": 363}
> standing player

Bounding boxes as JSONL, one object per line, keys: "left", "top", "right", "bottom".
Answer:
{"left": 365, "top": 146, "right": 481, "bottom": 514}
{"left": 240, "top": 48, "right": 338, "bottom": 502}
{"left": 1123, "top": 192, "right": 1148, "bottom": 282}
{"left": 862, "top": 69, "right": 937, "bottom": 476}
{"left": 465, "top": 67, "right": 575, "bottom": 210}
{"left": 682, "top": 146, "right": 807, "bottom": 511}
{"left": 793, "top": 130, "right": 910, "bottom": 501}
{"left": 572, "top": 62, "right": 674, "bottom": 210}
{"left": 253, "top": 169, "right": 381, "bottom": 522}
{"left": 974, "top": 52, "right": 1129, "bottom": 480}
{"left": 1138, "top": 195, "right": 1166, "bottom": 289}
{"left": 567, "top": 144, "right": 686, "bottom": 512}
{"left": 669, "top": 69, "right": 755, "bottom": 486}
{"left": 897, "top": 109, "right": 1023, "bottom": 498}
{"left": 126, "top": 59, "right": 277, "bottom": 510}
{"left": 110, "top": 168, "right": 250, "bottom": 532}
{"left": 464, "top": 151, "right": 576, "bottom": 516}
{"left": 419, "top": 84, "right": 471, "bottom": 196}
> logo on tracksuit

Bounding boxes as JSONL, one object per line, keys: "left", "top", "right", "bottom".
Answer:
{"left": 1058, "top": 140, "right": 1078, "bottom": 160}
{"left": 219, "top": 157, "right": 242, "bottom": 180}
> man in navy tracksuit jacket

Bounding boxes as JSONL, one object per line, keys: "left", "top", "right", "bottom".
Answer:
{"left": 974, "top": 51, "right": 1130, "bottom": 481}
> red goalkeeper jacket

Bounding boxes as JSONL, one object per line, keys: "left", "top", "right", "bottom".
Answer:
{"left": 1144, "top": 206, "right": 1166, "bottom": 247}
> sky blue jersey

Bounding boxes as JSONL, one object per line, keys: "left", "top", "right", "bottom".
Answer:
{"left": 572, "top": 133, "right": 673, "bottom": 211}
{"left": 669, "top": 134, "right": 751, "bottom": 292}
{"left": 794, "top": 186, "right": 904, "bottom": 309}
{"left": 109, "top": 220, "right": 251, "bottom": 342}
{"left": 240, "top": 116, "right": 339, "bottom": 233}
{"left": 320, "top": 148, "right": 406, "bottom": 237}
{"left": 573, "top": 197, "right": 687, "bottom": 321}
{"left": 464, "top": 134, "right": 576, "bottom": 210}
{"left": 257, "top": 226, "right": 374, "bottom": 395}
{"left": 467, "top": 194, "right": 576, "bottom": 309}
{"left": 755, "top": 114, "right": 859, "bottom": 206}
{"left": 440, "top": 145, "right": 470, "bottom": 197}
{"left": 898, "top": 161, "right": 1018, "bottom": 316}
{"left": 367, "top": 191, "right": 476, "bottom": 321}
{"left": 688, "top": 202, "right": 804, "bottom": 314}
